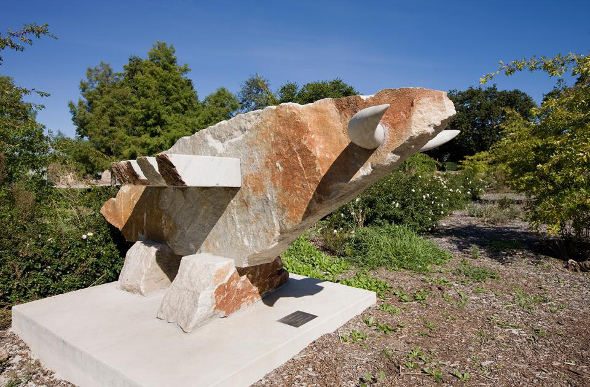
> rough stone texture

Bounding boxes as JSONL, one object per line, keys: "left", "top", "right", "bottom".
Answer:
{"left": 156, "top": 254, "right": 286, "bottom": 332}
{"left": 236, "top": 257, "right": 289, "bottom": 296}
{"left": 111, "top": 160, "right": 148, "bottom": 185}
{"left": 118, "top": 241, "right": 181, "bottom": 296}
{"left": 102, "top": 88, "right": 455, "bottom": 267}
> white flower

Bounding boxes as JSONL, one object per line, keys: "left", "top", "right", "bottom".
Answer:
{"left": 82, "top": 234, "right": 87, "bottom": 240}
{"left": 355, "top": 198, "right": 360, "bottom": 203}
{"left": 87, "top": 232, "right": 94, "bottom": 237}
{"left": 423, "top": 195, "right": 426, "bottom": 199}
{"left": 333, "top": 229, "right": 337, "bottom": 234}
{"left": 340, "top": 213, "right": 344, "bottom": 218}
{"left": 411, "top": 189, "right": 415, "bottom": 192}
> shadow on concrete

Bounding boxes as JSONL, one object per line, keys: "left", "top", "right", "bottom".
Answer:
{"left": 262, "top": 277, "right": 325, "bottom": 307}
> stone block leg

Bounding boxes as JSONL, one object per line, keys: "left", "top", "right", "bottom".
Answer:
{"left": 118, "top": 241, "right": 182, "bottom": 296}
{"left": 157, "top": 255, "right": 288, "bottom": 333}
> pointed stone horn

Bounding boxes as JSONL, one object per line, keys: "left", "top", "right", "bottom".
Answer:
{"left": 347, "top": 104, "right": 389, "bottom": 149}
{"left": 420, "top": 130, "right": 461, "bottom": 152}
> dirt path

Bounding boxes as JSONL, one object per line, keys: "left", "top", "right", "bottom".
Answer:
{"left": 1, "top": 200, "right": 589, "bottom": 386}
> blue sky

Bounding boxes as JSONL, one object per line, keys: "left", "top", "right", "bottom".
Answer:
{"left": 2, "top": 0, "right": 589, "bottom": 137}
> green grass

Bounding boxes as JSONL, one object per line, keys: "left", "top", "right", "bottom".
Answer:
{"left": 281, "top": 235, "right": 350, "bottom": 281}
{"left": 345, "top": 225, "right": 451, "bottom": 273}
{"left": 339, "top": 271, "right": 392, "bottom": 299}
{"left": 378, "top": 303, "right": 401, "bottom": 315}
{"left": 454, "top": 260, "right": 499, "bottom": 283}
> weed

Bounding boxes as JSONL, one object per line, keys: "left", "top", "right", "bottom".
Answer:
{"left": 423, "top": 276, "right": 451, "bottom": 287}
{"left": 376, "top": 322, "right": 394, "bottom": 335}
{"left": 454, "top": 265, "right": 499, "bottom": 283}
{"left": 424, "top": 320, "right": 437, "bottom": 330}
{"left": 395, "top": 289, "right": 412, "bottom": 303}
{"left": 363, "top": 316, "right": 376, "bottom": 327}
{"left": 513, "top": 289, "right": 550, "bottom": 314}
{"left": 457, "top": 290, "right": 469, "bottom": 307}
{"left": 382, "top": 348, "right": 396, "bottom": 361}
{"left": 423, "top": 367, "right": 443, "bottom": 383}
{"left": 339, "top": 271, "right": 392, "bottom": 299}
{"left": 413, "top": 289, "right": 430, "bottom": 302}
{"left": 453, "top": 369, "right": 470, "bottom": 381}
{"left": 533, "top": 327, "right": 547, "bottom": 337}
{"left": 359, "top": 370, "right": 386, "bottom": 386}
{"left": 496, "top": 320, "right": 522, "bottom": 329}
{"left": 442, "top": 311, "right": 456, "bottom": 321}
{"left": 341, "top": 329, "right": 367, "bottom": 343}
{"left": 470, "top": 246, "right": 480, "bottom": 259}
{"left": 474, "top": 287, "right": 486, "bottom": 294}
{"left": 442, "top": 293, "right": 452, "bottom": 303}
{"left": 378, "top": 303, "right": 401, "bottom": 315}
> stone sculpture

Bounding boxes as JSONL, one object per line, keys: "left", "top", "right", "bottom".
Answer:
{"left": 101, "top": 88, "right": 457, "bottom": 332}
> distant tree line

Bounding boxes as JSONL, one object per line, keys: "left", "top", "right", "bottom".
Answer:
{"left": 66, "top": 43, "right": 359, "bottom": 174}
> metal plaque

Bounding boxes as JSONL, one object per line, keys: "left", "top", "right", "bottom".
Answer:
{"left": 278, "top": 311, "right": 318, "bottom": 327}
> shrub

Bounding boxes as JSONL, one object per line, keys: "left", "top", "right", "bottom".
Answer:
{"left": 344, "top": 225, "right": 452, "bottom": 273}
{"left": 481, "top": 53, "right": 590, "bottom": 255}
{"left": 321, "top": 158, "right": 486, "bottom": 238}
{"left": 0, "top": 186, "right": 126, "bottom": 306}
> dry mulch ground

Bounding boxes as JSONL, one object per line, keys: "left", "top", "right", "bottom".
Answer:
{"left": 1, "top": 196, "right": 589, "bottom": 386}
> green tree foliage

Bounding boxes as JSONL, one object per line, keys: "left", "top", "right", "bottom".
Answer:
{"left": 0, "top": 23, "right": 56, "bottom": 65}
{"left": 69, "top": 42, "right": 202, "bottom": 162}
{"left": 277, "top": 78, "right": 358, "bottom": 104}
{"left": 198, "top": 87, "right": 239, "bottom": 127}
{"left": 239, "top": 76, "right": 358, "bottom": 112}
{"left": 482, "top": 53, "right": 590, "bottom": 244}
{"left": 0, "top": 25, "right": 125, "bottom": 311}
{"left": 0, "top": 76, "right": 49, "bottom": 184}
{"left": 238, "top": 73, "right": 278, "bottom": 112}
{"left": 427, "top": 85, "right": 536, "bottom": 162}
{"left": 50, "top": 134, "right": 111, "bottom": 176}
{"left": 0, "top": 23, "right": 55, "bottom": 184}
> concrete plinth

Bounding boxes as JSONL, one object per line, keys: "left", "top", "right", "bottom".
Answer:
{"left": 12, "top": 274, "right": 375, "bottom": 387}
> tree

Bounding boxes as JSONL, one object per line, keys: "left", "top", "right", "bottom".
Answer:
{"left": 69, "top": 42, "right": 202, "bottom": 163}
{"left": 198, "top": 87, "right": 239, "bottom": 128}
{"left": 277, "top": 78, "right": 358, "bottom": 104}
{"left": 427, "top": 85, "right": 536, "bottom": 162}
{"left": 238, "top": 74, "right": 277, "bottom": 112}
{"left": 482, "top": 53, "right": 590, "bottom": 248}
{"left": 0, "top": 24, "right": 55, "bottom": 184}
{"left": 294, "top": 78, "right": 358, "bottom": 104}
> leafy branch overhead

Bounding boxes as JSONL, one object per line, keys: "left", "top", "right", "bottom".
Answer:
{"left": 480, "top": 52, "right": 589, "bottom": 85}
{"left": 474, "top": 53, "right": 590, "bottom": 242}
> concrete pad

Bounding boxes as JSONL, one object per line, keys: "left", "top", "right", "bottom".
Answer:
{"left": 12, "top": 274, "right": 375, "bottom": 387}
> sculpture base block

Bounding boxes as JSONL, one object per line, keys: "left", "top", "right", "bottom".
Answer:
{"left": 12, "top": 274, "right": 375, "bottom": 387}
